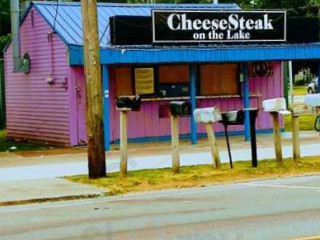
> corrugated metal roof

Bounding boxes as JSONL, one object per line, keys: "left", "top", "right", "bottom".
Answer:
{"left": 32, "top": 1, "right": 241, "bottom": 47}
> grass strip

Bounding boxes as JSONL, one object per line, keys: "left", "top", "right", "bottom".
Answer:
{"left": 66, "top": 156, "right": 320, "bottom": 196}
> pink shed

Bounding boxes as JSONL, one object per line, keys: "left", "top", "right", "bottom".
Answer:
{"left": 4, "top": 7, "right": 85, "bottom": 146}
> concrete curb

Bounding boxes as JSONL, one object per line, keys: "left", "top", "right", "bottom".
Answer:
{"left": 0, "top": 178, "right": 108, "bottom": 206}
{"left": 0, "top": 193, "right": 106, "bottom": 207}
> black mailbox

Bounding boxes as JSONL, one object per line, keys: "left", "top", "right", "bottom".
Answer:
{"left": 169, "top": 101, "right": 191, "bottom": 117}
{"left": 116, "top": 96, "right": 141, "bottom": 111}
{"left": 220, "top": 110, "right": 245, "bottom": 125}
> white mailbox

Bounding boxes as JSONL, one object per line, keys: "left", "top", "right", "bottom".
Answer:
{"left": 193, "top": 107, "right": 222, "bottom": 123}
{"left": 305, "top": 94, "right": 320, "bottom": 107}
{"left": 262, "top": 98, "right": 290, "bottom": 115}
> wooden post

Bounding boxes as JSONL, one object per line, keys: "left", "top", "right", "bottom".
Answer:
{"left": 242, "top": 63, "right": 251, "bottom": 141}
{"left": 289, "top": 61, "right": 294, "bottom": 107}
{"left": 317, "top": 60, "right": 320, "bottom": 136}
{"left": 171, "top": 115, "right": 180, "bottom": 173}
{"left": 270, "top": 112, "right": 283, "bottom": 165}
{"left": 292, "top": 114, "right": 300, "bottom": 163}
{"left": 120, "top": 110, "right": 128, "bottom": 178}
{"left": 102, "top": 65, "right": 111, "bottom": 151}
{"left": 189, "top": 65, "right": 197, "bottom": 144}
{"left": 81, "top": 0, "right": 106, "bottom": 179}
{"left": 205, "top": 123, "right": 221, "bottom": 169}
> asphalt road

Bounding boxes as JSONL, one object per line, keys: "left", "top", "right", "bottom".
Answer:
{"left": 1, "top": 175, "right": 320, "bottom": 240}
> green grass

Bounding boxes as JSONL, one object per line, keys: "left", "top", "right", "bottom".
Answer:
{"left": 283, "top": 85, "right": 318, "bottom": 131}
{"left": 293, "top": 85, "right": 307, "bottom": 96}
{"left": 0, "top": 130, "right": 51, "bottom": 152}
{"left": 66, "top": 156, "right": 320, "bottom": 196}
{"left": 284, "top": 114, "right": 317, "bottom": 131}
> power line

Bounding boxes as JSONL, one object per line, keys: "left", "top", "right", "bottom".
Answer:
{"left": 99, "top": 23, "right": 109, "bottom": 45}
{"left": 53, "top": 0, "right": 59, "bottom": 31}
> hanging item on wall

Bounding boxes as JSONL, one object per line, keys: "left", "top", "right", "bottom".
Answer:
{"left": 135, "top": 68, "right": 155, "bottom": 95}
{"left": 250, "top": 61, "right": 274, "bottom": 77}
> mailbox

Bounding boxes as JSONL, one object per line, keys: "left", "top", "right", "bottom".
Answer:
{"left": 193, "top": 107, "right": 222, "bottom": 123}
{"left": 305, "top": 94, "right": 320, "bottom": 107}
{"left": 262, "top": 98, "right": 290, "bottom": 115}
{"left": 116, "top": 95, "right": 141, "bottom": 111}
{"left": 169, "top": 101, "right": 191, "bottom": 117}
{"left": 220, "top": 110, "right": 245, "bottom": 125}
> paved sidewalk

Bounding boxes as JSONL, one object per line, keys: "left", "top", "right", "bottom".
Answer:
{"left": 0, "top": 131, "right": 320, "bottom": 181}
{"left": 0, "top": 178, "right": 105, "bottom": 204}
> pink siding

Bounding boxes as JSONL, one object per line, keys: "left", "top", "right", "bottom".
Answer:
{"left": 110, "top": 62, "right": 283, "bottom": 141}
{"left": 4, "top": 8, "right": 72, "bottom": 146}
{"left": 68, "top": 66, "right": 87, "bottom": 145}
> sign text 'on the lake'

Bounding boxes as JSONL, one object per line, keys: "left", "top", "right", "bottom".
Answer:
{"left": 152, "top": 10, "right": 286, "bottom": 43}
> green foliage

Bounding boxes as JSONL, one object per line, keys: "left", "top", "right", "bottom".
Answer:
{"left": 0, "top": 0, "right": 10, "bottom": 56}
{"left": 0, "top": 0, "right": 10, "bottom": 36}
{"left": 0, "top": 35, "right": 10, "bottom": 55}
{"left": 0, "top": 130, "right": 51, "bottom": 152}
{"left": 294, "top": 78, "right": 306, "bottom": 86}
{"left": 284, "top": 114, "right": 317, "bottom": 131}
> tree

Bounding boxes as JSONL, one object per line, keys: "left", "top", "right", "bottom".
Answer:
{"left": 0, "top": 0, "right": 10, "bottom": 36}
{"left": 0, "top": 0, "right": 10, "bottom": 56}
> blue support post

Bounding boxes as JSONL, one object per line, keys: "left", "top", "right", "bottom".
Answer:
{"left": 190, "top": 65, "right": 197, "bottom": 144}
{"left": 243, "top": 63, "right": 250, "bottom": 141}
{"left": 102, "top": 65, "right": 111, "bottom": 151}
{"left": 317, "top": 60, "right": 320, "bottom": 135}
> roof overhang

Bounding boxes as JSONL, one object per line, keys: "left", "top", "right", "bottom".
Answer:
{"left": 68, "top": 43, "right": 320, "bottom": 66}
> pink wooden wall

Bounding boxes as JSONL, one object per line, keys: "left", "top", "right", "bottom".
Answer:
{"left": 109, "top": 62, "right": 283, "bottom": 142}
{"left": 4, "top": 8, "right": 73, "bottom": 146}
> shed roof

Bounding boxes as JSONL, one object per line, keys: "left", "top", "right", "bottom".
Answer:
{"left": 30, "top": 2, "right": 320, "bottom": 65}
{"left": 32, "top": 1, "right": 241, "bottom": 47}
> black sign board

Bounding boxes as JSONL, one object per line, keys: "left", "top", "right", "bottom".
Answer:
{"left": 152, "top": 10, "right": 286, "bottom": 44}
{"left": 110, "top": 16, "right": 152, "bottom": 45}
{"left": 287, "top": 17, "right": 320, "bottom": 43}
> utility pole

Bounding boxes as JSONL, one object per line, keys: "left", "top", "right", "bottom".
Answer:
{"left": 81, "top": 0, "right": 106, "bottom": 179}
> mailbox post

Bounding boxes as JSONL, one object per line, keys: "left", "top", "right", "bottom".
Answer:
{"left": 120, "top": 109, "right": 129, "bottom": 177}
{"left": 194, "top": 107, "right": 222, "bottom": 169}
{"left": 247, "top": 108, "right": 259, "bottom": 167}
{"left": 116, "top": 96, "right": 141, "bottom": 178}
{"left": 292, "top": 113, "right": 300, "bottom": 163}
{"left": 262, "top": 98, "right": 290, "bottom": 165}
{"left": 220, "top": 108, "right": 259, "bottom": 168}
{"left": 170, "top": 114, "right": 180, "bottom": 173}
{"left": 270, "top": 112, "right": 282, "bottom": 163}
{"left": 220, "top": 110, "right": 245, "bottom": 169}
{"left": 169, "top": 101, "right": 191, "bottom": 173}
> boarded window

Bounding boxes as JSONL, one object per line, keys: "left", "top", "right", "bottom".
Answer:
{"left": 114, "top": 67, "right": 134, "bottom": 97}
{"left": 200, "top": 64, "right": 239, "bottom": 96}
{"left": 159, "top": 65, "right": 189, "bottom": 84}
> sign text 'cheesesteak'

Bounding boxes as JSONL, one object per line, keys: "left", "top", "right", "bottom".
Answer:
{"left": 152, "top": 10, "right": 286, "bottom": 43}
